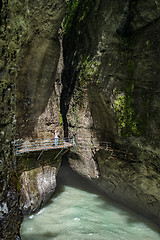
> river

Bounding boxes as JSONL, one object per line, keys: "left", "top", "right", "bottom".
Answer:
{"left": 21, "top": 161, "right": 160, "bottom": 240}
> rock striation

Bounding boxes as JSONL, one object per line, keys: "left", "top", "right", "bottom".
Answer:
{"left": 13, "top": 0, "right": 66, "bottom": 215}
{"left": 16, "top": 149, "right": 63, "bottom": 215}
{"left": 0, "top": 1, "right": 22, "bottom": 239}
{"left": 61, "top": 0, "right": 160, "bottom": 226}
{"left": 0, "top": 0, "right": 65, "bottom": 238}
{"left": 20, "top": 165, "right": 58, "bottom": 214}
{"left": 14, "top": 0, "right": 65, "bottom": 139}
{"left": 1, "top": 0, "right": 160, "bottom": 237}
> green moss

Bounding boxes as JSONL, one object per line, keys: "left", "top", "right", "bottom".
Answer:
{"left": 114, "top": 38, "right": 144, "bottom": 137}
{"left": 63, "top": 0, "right": 93, "bottom": 34}
{"left": 16, "top": 179, "right": 21, "bottom": 192}
{"left": 59, "top": 110, "right": 63, "bottom": 126}
{"left": 72, "top": 56, "right": 100, "bottom": 111}
{"left": 114, "top": 91, "right": 140, "bottom": 136}
{"left": 63, "top": 0, "right": 82, "bottom": 33}
{"left": 78, "top": 56, "right": 100, "bottom": 87}
{"left": 113, "top": 79, "right": 142, "bottom": 137}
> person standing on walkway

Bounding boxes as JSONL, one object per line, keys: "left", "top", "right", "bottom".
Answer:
{"left": 54, "top": 129, "right": 59, "bottom": 146}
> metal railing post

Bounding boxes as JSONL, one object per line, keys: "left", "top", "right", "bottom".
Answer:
{"left": 25, "top": 141, "right": 27, "bottom": 152}
{"left": 106, "top": 142, "right": 108, "bottom": 150}
{"left": 64, "top": 139, "right": 67, "bottom": 148}
{"left": 44, "top": 140, "right": 46, "bottom": 149}
{"left": 73, "top": 136, "right": 76, "bottom": 146}
{"left": 14, "top": 136, "right": 77, "bottom": 155}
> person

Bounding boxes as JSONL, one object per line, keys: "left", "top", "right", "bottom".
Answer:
{"left": 54, "top": 129, "right": 59, "bottom": 146}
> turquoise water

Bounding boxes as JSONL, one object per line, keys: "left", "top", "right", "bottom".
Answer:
{"left": 21, "top": 163, "right": 160, "bottom": 240}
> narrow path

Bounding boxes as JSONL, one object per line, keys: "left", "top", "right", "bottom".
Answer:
{"left": 14, "top": 138, "right": 75, "bottom": 155}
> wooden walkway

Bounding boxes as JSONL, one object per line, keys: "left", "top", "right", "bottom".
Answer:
{"left": 14, "top": 138, "right": 75, "bottom": 156}
{"left": 14, "top": 136, "right": 113, "bottom": 157}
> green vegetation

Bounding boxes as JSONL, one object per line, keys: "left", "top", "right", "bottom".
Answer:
{"left": 63, "top": 0, "right": 81, "bottom": 33}
{"left": 113, "top": 56, "right": 143, "bottom": 137}
{"left": 63, "top": 0, "right": 93, "bottom": 33}
{"left": 113, "top": 35, "right": 148, "bottom": 137}
{"left": 78, "top": 56, "right": 100, "bottom": 86}
{"left": 59, "top": 110, "right": 63, "bottom": 126}
{"left": 66, "top": 56, "right": 100, "bottom": 115}
{"left": 113, "top": 85, "right": 141, "bottom": 137}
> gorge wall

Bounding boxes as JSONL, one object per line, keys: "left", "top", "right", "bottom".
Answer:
{"left": 17, "top": 149, "right": 64, "bottom": 215}
{"left": 61, "top": 0, "right": 160, "bottom": 226}
{"left": 0, "top": 1, "right": 22, "bottom": 239}
{"left": 1, "top": 0, "right": 160, "bottom": 238}
{"left": 12, "top": 0, "right": 66, "bottom": 215}
{"left": 0, "top": 0, "right": 66, "bottom": 238}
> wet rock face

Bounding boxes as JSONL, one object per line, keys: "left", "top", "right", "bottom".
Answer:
{"left": 14, "top": 0, "right": 65, "bottom": 138}
{"left": 17, "top": 149, "right": 62, "bottom": 215}
{"left": 0, "top": 0, "right": 65, "bottom": 238}
{"left": 20, "top": 166, "right": 57, "bottom": 214}
{"left": 1, "top": 0, "right": 160, "bottom": 237}
{"left": 94, "top": 147, "right": 160, "bottom": 225}
{"left": 62, "top": 0, "right": 160, "bottom": 225}
{"left": 0, "top": 1, "right": 22, "bottom": 239}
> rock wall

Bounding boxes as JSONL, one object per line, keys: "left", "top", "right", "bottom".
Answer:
{"left": 20, "top": 166, "right": 57, "bottom": 214}
{"left": 1, "top": 0, "right": 160, "bottom": 237}
{"left": 61, "top": 0, "right": 160, "bottom": 226}
{"left": 13, "top": 0, "right": 66, "bottom": 215}
{"left": 0, "top": 1, "right": 22, "bottom": 239}
{"left": 17, "top": 150, "right": 63, "bottom": 214}
{"left": 13, "top": 0, "right": 65, "bottom": 139}
{"left": 0, "top": 0, "right": 65, "bottom": 238}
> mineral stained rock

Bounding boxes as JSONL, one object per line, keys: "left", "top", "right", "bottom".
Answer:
{"left": 0, "top": 0, "right": 65, "bottom": 238}
{"left": 61, "top": 0, "right": 160, "bottom": 226}
{"left": 1, "top": 0, "right": 160, "bottom": 238}
{"left": 20, "top": 165, "right": 57, "bottom": 214}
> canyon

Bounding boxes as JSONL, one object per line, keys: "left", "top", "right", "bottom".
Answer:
{"left": 0, "top": 0, "right": 160, "bottom": 239}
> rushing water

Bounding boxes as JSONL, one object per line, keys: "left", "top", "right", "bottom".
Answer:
{"left": 21, "top": 162, "right": 160, "bottom": 240}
